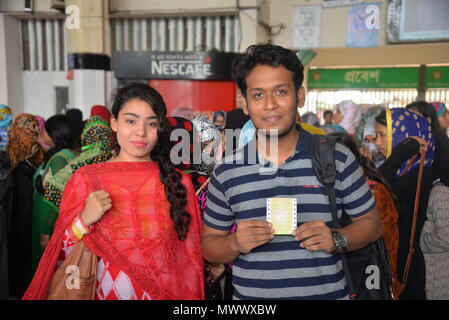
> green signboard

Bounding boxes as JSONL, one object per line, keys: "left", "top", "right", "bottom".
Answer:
{"left": 426, "top": 66, "right": 449, "bottom": 88}
{"left": 308, "top": 67, "right": 420, "bottom": 89}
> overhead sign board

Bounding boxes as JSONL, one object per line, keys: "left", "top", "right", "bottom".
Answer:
{"left": 114, "top": 51, "right": 239, "bottom": 81}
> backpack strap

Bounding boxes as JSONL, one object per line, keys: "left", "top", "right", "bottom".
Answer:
{"left": 309, "top": 134, "right": 357, "bottom": 299}
{"left": 310, "top": 135, "right": 339, "bottom": 190}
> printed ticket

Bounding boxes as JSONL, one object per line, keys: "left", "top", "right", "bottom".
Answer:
{"left": 266, "top": 198, "right": 297, "bottom": 235}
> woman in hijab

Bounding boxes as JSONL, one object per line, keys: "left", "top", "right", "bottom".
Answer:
{"left": 0, "top": 105, "right": 12, "bottom": 151}
{"left": 406, "top": 101, "right": 449, "bottom": 184}
{"left": 355, "top": 105, "right": 385, "bottom": 144}
{"left": 35, "top": 116, "right": 51, "bottom": 152}
{"left": 213, "top": 110, "right": 226, "bottom": 130}
{"left": 375, "top": 108, "right": 435, "bottom": 300}
{"left": 301, "top": 112, "right": 320, "bottom": 127}
{"left": 432, "top": 102, "right": 449, "bottom": 132}
{"left": 333, "top": 100, "right": 362, "bottom": 135}
{"left": 42, "top": 116, "right": 115, "bottom": 213}
{"left": 6, "top": 113, "right": 44, "bottom": 298}
{"left": 90, "top": 105, "right": 112, "bottom": 123}
{"left": 360, "top": 120, "right": 385, "bottom": 168}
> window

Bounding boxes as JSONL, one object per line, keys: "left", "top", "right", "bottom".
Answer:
{"left": 21, "top": 19, "right": 67, "bottom": 71}
{"left": 304, "top": 89, "right": 419, "bottom": 115}
{"left": 110, "top": 15, "right": 240, "bottom": 53}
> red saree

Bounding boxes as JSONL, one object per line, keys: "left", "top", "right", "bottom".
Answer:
{"left": 23, "top": 161, "right": 204, "bottom": 300}
{"left": 368, "top": 180, "right": 400, "bottom": 299}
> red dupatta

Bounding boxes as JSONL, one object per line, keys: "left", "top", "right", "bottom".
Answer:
{"left": 23, "top": 161, "right": 204, "bottom": 300}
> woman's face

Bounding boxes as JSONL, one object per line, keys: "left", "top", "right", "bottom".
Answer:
{"left": 41, "top": 129, "right": 54, "bottom": 147}
{"left": 111, "top": 98, "right": 159, "bottom": 162}
{"left": 214, "top": 115, "right": 225, "bottom": 128}
{"left": 375, "top": 122, "right": 388, "bottom": 157}
{"left": 438, "top": 110, "right": 449, "bottom": 130}
{"left": 332, "top": 109, "right": 343, "bottom": 124}
{"left": 363, "top": 135, "right": 376, "bottom": 144}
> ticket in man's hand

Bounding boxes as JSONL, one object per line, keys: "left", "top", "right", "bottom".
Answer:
{"left": 266, "top": 198, "right": 297, "bottom": 235}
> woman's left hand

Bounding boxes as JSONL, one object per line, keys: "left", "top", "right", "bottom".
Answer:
{"left": 40, "top": 234, "right": 50, "bottom": 249}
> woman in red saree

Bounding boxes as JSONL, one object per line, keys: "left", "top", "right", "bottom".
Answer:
{"left": 23, "top": 83, "right": 204, "bottom": 300}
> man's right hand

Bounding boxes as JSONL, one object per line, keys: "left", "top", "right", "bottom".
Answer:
{"left": 80, "top": 190, "right": 112, "bottom": 227}
{"left": 231, "top": 220, "right": 275, "bottom": 254}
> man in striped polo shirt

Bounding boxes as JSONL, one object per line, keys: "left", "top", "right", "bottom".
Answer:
{"left": 202, "top": 43, "right": 383, "bottom": 300}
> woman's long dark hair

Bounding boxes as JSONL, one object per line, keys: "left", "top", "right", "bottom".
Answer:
{"left": 111, "top": 82, "right": 191, "bottom": 240}
{"left": 329, "top": 132, "right": 397, "bottom": 204}
{"left": 44, "top": 115, "right": 76, "bottom": 163}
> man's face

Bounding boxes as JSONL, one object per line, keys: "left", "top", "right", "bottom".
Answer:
{"left": 324, "top": 113, "right": 332, "bottom": 124}
{"left": 241, "top": 64, "right": 304, "bottom": 138}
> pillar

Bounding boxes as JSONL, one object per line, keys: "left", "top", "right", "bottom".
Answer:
{"left": 66, "top": 0, "right": 115, "bottom": 119}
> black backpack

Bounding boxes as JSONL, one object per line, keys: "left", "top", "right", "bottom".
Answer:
{"left": 309, "top": 135, "right": 393, "bottom": 300}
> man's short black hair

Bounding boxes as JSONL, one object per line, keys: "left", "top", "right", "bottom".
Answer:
{"left": 231, "top": 43, "right": 304, "bottom": 97}
{"left": 323, "top": 110, "right": 333, "bottom": 117}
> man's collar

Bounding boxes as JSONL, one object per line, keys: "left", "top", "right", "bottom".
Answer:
{"left": 294, "top": 123, "right": 311, "bottom": 155}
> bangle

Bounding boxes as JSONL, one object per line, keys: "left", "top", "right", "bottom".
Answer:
{"left": 70, "top": 216, "right": 93, "bottom": 241}
{"left": 78, "top": 215, "right": 94, "bottom": 233}
{"left": 70, "top": 223, "right": 84, "bottom": 240}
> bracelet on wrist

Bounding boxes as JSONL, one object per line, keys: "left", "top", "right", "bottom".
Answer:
{"left": 70, "top": 216, "right": 94, "bottom": 241}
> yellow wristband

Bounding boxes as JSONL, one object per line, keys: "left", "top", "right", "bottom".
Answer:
{"left": 71, "top": 223, "right": 84, "bottom": 240}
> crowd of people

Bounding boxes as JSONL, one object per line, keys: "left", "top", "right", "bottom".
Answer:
{"left": 0, "top": 43, "right": 448, "bottom": 300}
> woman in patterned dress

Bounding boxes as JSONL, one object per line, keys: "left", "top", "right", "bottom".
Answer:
{"left": 23, "top": 83, "right": 204, "bottom": 300}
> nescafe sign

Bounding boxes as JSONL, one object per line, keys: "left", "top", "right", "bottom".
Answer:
{"left": 114, "top": 51, "right": 239, "bottom": 81}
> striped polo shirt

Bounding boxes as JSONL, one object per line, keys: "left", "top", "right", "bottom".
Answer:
{"left": 204, "top": 125, "right": 376, "bottom": 300}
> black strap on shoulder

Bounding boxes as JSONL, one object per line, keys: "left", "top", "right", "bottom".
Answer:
{"left": 309, "top": 134, "right": 357, "bottom": 298}
{"left": 310, "top": 135, "right": 338, "bottom": 190}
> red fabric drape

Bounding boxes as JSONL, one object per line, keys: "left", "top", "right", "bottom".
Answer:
{"left": 23, "top": 161, "right": 204, "bottom": 300}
